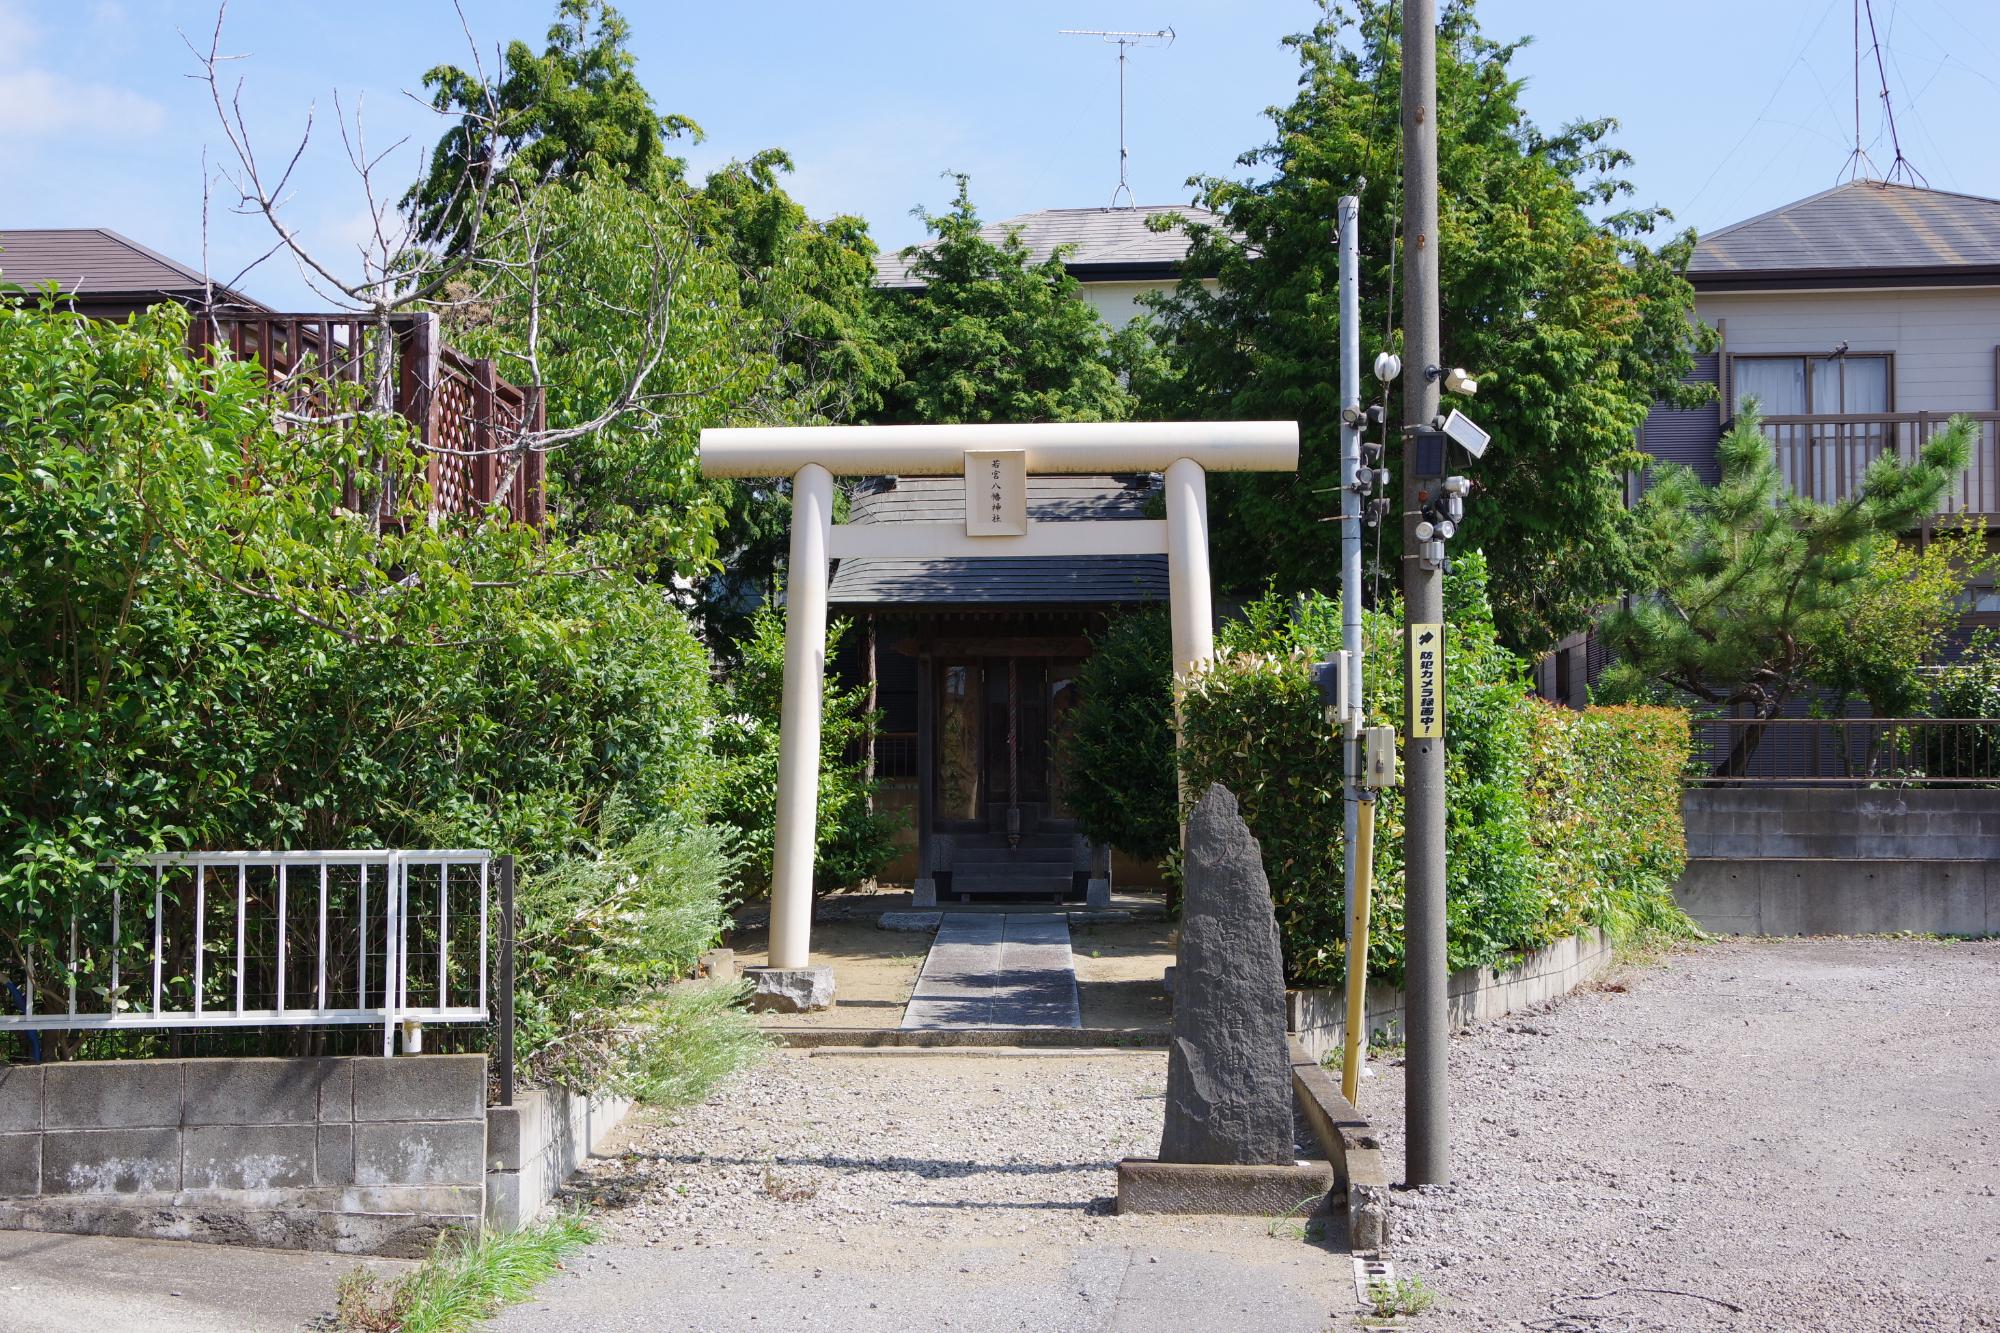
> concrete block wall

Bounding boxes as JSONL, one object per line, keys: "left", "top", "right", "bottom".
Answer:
{"left": 484, "top": 1083, "right": 631, "bottom": 1233}
{"left": 1682, "top": 787, "right": 2000, "bottom": 860}
{"left": 1288, "top": 929, "right": 1614, "bottom": 1063}
{"left": 0, "top": 1055, "right": 487, "bottom": 1257}
{"left": 1677, "top": 788, "right": 2000, "bottom": 936}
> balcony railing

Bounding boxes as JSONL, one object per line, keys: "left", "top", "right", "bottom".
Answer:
{"left": 188, "top": 311, "right": 546, "bottom": 527}
{"left": 1755, "top": 411, "right": 2000, "bottom": 516}
{"left": 1690, "top": 717, "right": 2000, "bottom": 785}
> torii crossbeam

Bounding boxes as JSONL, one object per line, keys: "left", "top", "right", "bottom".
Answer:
{"left": 699, "top": 421, "right": 1299, "bottom": 1008}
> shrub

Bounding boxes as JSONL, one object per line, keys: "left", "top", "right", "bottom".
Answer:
{"left": 1523, "top": 702, "right": 1693, "bottom": 941}
{"left": 1062, "top": 607, "right": 1178, "bottom": 861}
{"left": 709, "top": 602, "right": 902, "bottom": 892}
{"left": 0, "top": 291, "right": 732, "bottom": 1081}
{"left": 511, "top": 802, "right": 768, "bottom": 1098}
{"left": 1175, "top": 552, "right": 1693, "bottom": 987}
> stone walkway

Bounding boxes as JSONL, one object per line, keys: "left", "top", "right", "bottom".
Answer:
{"left": 901, "top": 913, "right": 1082, "bottom": 1029}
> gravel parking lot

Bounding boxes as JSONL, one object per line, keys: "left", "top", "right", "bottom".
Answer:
{"left": 1368, "top": 936, "right": 2000, "bottom": 1332}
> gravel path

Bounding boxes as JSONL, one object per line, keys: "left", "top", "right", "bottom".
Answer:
{"left": 495, "top": 1052, "right": 1353, "bottom": 1332}
{"left": 1365, "top": 936, "right": 2000, "bottom": 1332}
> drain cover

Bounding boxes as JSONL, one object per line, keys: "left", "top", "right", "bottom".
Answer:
{"left": 1352, "top": 1255, "right": 1395, "bottom": 1304}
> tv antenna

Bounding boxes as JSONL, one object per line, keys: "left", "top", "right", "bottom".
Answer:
{"left": 1838, "top": 0, "right": 1927, "bottom": 187}
{"left": 1060, "top": 27, "right": 1175, "bottom": 208}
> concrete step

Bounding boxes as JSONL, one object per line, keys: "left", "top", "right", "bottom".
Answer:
{"left": 952, "top": 868, "right": 1080, "bottom": 888}
{"left": 952, "top": 846, "right": 1074, "bottom": 865}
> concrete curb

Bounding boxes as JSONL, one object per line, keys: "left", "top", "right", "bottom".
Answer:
{"left": 805, "top": 1046, "right": 1160, "bottom": 1059}
{"left": 1288, "top": 1037, "right": 1392, "bottom": 1254}
{"left": 1287, "top": 928, "right": 1615, "bottom": 1062}
{"left": 766, "top": 1026, "right": 1170, "bottom": 1049}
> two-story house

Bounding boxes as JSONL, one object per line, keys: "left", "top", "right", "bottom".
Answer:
{"left": 1538, "top": 179, "right": 2000, "bottom": 706}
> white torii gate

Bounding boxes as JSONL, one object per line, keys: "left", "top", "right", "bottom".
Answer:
{"left": 699, "top": 421, "right": 1299, "bottom": 999}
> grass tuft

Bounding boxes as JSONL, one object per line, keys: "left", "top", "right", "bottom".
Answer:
{"left": 335, "top": 1212, "right": 595, "bottom": 1333}
{"left": 1366, "top": 1275, "right": 1439, "bottom": 1319}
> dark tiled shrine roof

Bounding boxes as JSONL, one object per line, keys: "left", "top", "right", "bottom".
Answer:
{"left": 827, "top": 473, "right": 1167, "bottom": 607}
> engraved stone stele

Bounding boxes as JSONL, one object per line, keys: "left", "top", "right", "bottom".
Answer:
{"left": 1159, "top": 783, "right": 1295, "bottom": 1166}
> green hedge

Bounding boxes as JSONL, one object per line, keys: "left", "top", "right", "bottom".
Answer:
{"left": 1174, "top": 553, "right": 1692, "bottom": 988}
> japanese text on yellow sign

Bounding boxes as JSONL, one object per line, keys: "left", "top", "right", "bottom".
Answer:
{"left": 1408, "top": 622, "right": 1443, "bottom": 739}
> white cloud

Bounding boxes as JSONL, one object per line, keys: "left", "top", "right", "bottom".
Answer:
{"left": 0, "top": 0, "right": 37, "bottom": 56}
{"left": 0, "top": 0, "right": 164, "bottom": 140}
{"left": 0, "top": 68, "right": 164, "bottom": 138}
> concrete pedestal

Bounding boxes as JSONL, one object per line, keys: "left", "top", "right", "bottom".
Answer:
{"left": 911, "top": 878, "right": 938, "bottom": 908}
{"left": 743, "top": 965, "right": 837, "bottom": 1013}
{"left": 1086, "top": 877, "right": 1111, "bottom": 908}
{"left": 1115, "top": 1158, "right": 1333, "bottom": 1216}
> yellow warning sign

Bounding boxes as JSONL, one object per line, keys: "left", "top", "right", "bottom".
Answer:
{"left": 1408, "top": 622, "right": 1443, "bottom": 739}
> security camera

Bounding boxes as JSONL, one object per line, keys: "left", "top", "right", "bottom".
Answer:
{"left": 1441, "top": 475, "right": 1472, "bottom": 496}
{"left": 1443, "top": 367, "right": 1479, "bottom": 396}
{"left": 1438, "top": 409, "right": 1491, "bottom": 459}
{"left": 1373, "top": 352, "right": 1402, "bottom": 384}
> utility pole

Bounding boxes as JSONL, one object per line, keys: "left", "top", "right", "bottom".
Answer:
{"left": 1400, "top": 0, "right": 1450, "bottom": 1186}
{"left": 1337, "top": 191, "right": 1364, "bottom": 1008}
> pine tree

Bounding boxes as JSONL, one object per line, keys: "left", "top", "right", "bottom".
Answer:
{"left": 1598, "top": 406, "right": 1975, "bottom": 771}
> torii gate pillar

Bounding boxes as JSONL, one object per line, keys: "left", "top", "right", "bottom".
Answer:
{"left": 701, "top": 422, "right": 1297, "bottom": 1010}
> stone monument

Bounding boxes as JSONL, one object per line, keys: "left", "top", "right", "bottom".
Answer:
{"left": 1116, "top": 783, "right": 1334, "bottom": 1213}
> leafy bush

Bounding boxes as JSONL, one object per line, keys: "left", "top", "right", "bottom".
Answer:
{"left": 1062, "top": 607, "right": 1178, "bottom": 861}
{"left": 709, "top": 602, "right": 902, "bottom": 892}
{"left": 1523, "top": 703, "right": 1693, "bottom": 942}
{"left": 511, "top": 803, "right": 767, "bottom": 1098}
{"left": 1173, "top": 553, "right": 1692, "bottom": 987}
{"left": 0, "top": 291, "right": 730, "bottom": 1075}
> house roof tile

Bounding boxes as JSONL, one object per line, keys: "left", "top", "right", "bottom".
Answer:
{"left": 0, "top": 227, "right": 261, "bottom": 307}
{"left": 872, "top": 205, "right": 1220, "bottom": 288}
{"left": 1690, "top": 180, "right": 2000, "bottom": 287}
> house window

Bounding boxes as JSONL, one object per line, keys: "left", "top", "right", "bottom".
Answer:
{"left": 1733, "top": 354, "right": 1891, "bottom": 416}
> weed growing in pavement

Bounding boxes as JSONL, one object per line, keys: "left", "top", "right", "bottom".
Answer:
{"left": 1365, "top": 1275, "right": 1439, "bottom": 1318}
{"left": 1318, "top": 1030, "right": 1404, "bottom": 1069}
{"left": 1266, "top": 1194, "right": 1327, "bottom": 1243}
{"left": 335, "top": 1212, "right": 594, "bottom": 1333}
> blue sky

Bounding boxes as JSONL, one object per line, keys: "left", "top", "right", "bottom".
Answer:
{"left": 4, "top": 0, "right": 1999, "bottom": 308}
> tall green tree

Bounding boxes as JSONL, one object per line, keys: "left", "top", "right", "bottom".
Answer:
{"left": 1598, "top": 407, "right": 1974, "bottom": 769}
{"left": 447, "top": 169, "right": 754, "bottom": 576}
{"left": 870, "top": 176, "right": 1134, "bottom": 425}
{"left": 408, "top": 0, "right": 697, "bottom": 254}
{"left": 1139, "top": 0, "right": 1712, "bottom": 654}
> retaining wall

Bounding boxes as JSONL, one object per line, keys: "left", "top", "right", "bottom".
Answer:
{"left": 485, "top": 1083, "right": 632, "bottom": 1232}
{"left": 0, "top": 1054, "right": 486, "bottom": 1256}
{"left": 0, "top": 1054, "right": 633, "bottom": 1256}
{"left": 1677, "top": 788, "right": 2000, "bottom": 936}
{"left": 1287, "top": 928, "right": 1614, "bottom": 1063}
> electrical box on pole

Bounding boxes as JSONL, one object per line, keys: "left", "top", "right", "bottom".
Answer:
{"left": 1360, "top": 726, "right": 1399, "bottom": 790}
{"left": 1311, "top": 652, "right": 1355, "bottom": 737}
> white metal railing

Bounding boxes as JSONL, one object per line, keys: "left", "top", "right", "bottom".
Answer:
{"left": 2, "top": 850, "right": 490, "bottom": 1057}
